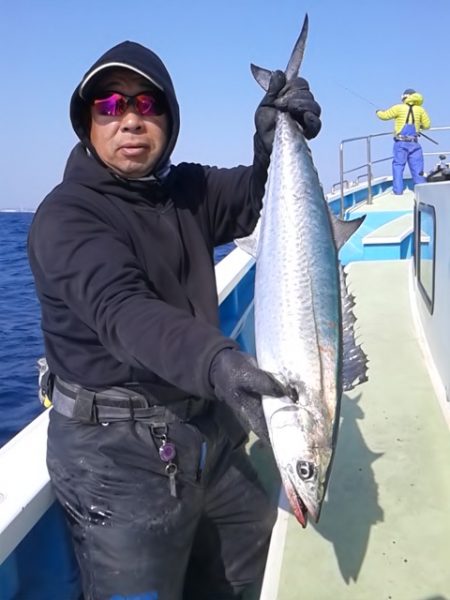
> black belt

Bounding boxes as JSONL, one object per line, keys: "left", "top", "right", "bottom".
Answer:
{"left": 52, "top": 377, "right": 209, "bottom": 424}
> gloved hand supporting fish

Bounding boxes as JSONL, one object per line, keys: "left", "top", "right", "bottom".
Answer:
{"left": 233, "top": 14, "right": 369, "bottom": 527}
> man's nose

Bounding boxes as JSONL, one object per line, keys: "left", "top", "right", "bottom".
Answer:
{"left": 120, "top": 108, "right": 143, "bottom": 131}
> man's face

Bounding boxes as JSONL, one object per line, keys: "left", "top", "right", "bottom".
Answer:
{"left": 89, "top": 68, "right": 169, "bottom": 178}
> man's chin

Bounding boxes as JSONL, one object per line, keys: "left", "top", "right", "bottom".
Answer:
{"left": 109, "top": 160, "right": 156, "bottom": 180}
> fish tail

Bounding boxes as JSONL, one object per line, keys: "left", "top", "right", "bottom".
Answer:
{"left": 250, "top": 13, "right": 309, "bottom": 91}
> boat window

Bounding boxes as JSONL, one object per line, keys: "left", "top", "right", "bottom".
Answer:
{"left": 416, "top": 203, "right": 436, "bottom": 313}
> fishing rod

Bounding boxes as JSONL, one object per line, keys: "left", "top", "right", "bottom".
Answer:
{"left": 336, "top": 81, "right": 439, "bottom": 144}
{"left": 418, "top": 131, "right": 439, "bottom": 145}
{"left": 335, "top": 82, "right": 378, "bottom": 108}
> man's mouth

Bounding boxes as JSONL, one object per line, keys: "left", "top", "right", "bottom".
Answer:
{"left": 119, "top": 144, "right": 148, "bottom": 157}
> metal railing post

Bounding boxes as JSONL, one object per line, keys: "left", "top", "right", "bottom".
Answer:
{"left": 339, "top": 143, "right": 345, "bottom": 218}
{"left": 367, "top": 137, "right": 373, "bottom": 204}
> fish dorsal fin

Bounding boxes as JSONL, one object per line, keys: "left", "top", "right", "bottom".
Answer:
{"left": 250, "top": 13, "right": 309, "bottom": 91}
{"left": 340, "top": 264, "right": 369, "bottom": 391}
{"left": 330, "top": 213, "right": 366, "bottom": 251}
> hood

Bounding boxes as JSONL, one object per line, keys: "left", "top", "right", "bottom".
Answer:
{"left": 403, "top": 92, "right": 424, "bottom": 106}
{"left": 70, "top": 41, "right": 180, "bottom": 177}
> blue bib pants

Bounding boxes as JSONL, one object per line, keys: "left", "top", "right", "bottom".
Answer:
{"left": 392, "top": 123, "right": 426, "bottom": 195}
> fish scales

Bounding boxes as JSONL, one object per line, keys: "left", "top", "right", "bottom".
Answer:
{"left": 256, "top": 113, "right": 341, "bottom": 396}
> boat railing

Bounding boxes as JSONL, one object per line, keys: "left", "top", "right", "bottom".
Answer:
{"left": 337, "top": 126, "right": 450, "bottom": 217}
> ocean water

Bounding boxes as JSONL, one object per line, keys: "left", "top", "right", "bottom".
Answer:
{"left": 0, "top": 213, "right": 44, "bottom": 447}
{"left": 0, "top": 211, "right": 234, "bottom": 448}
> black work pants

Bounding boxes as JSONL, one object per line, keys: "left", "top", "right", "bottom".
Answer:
{"left": 47, "top": 407, "right": 276, "bottom": 600}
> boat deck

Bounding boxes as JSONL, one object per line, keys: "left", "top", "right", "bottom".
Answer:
{"left": 255, "top": 260, "right": 450, "bottom": 600}
{"left": 354, "top": 187, "right": 415, "bottom": 212}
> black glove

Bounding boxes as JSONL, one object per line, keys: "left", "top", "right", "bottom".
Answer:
{"left": 209, "top": 348, "right": 286, "bottom": 444}
{"left": 255, "top": 69, "right": 322, "bottom": 155}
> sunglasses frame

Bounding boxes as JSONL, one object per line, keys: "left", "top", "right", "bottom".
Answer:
{"left": 91, "top": 91, "right": 165, "bottom": 117}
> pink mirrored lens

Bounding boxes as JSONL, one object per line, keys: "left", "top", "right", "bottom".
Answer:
{"left": 135, "top": 94, "right": 157, "bottom": 115}
{"left": 93, "top": 93, "right": 127, "bottom": 116}
{"left": 92, "top": 93, "right": 160, "bottom": 117}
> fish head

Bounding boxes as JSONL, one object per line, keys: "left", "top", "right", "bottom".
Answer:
{"left": 282, "top": 442, "right": 332, "bottom": 527}
{"left": 267, "top": 396, "right": 333, "bottom": 527}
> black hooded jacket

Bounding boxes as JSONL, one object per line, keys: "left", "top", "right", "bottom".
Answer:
{"left": 28, "top": 41, "right": 269, "bottom": 402}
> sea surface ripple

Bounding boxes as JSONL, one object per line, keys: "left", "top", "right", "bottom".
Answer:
{"left": 0, "top": 213, "right": 44, "bottom": 447}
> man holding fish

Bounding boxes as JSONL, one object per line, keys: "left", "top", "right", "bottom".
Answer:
{"left": 28, "top": 24, "right": 321, "bottom": 600}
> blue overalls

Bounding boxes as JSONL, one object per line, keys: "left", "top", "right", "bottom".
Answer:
{"left": 392, "top": 105, "right": 426, "bottom": 194}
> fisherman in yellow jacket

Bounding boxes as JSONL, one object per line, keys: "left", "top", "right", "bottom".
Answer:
{"left": 376, "top": 89, "right": 431, "bottom": 195}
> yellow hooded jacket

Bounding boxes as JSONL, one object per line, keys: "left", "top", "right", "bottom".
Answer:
{"left": 376, "top": 92, "right": 431, "bottom": 135}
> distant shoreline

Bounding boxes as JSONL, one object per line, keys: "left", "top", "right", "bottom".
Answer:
{"left": 0, "top": 209, "right": 35, "bottom": 213}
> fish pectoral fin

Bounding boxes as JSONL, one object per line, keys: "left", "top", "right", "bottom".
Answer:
{"left": 234, "top": 219, "right": 260, "bottom": 258}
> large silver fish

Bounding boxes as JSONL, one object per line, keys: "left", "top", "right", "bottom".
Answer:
{"left": 236, "top": 14, "right": 368, "bottom": 527}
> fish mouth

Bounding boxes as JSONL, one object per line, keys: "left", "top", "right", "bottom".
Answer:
{"left": 285, "top": 475, "right": 308, "bottom": 528}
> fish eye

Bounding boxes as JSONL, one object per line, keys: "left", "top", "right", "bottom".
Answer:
{"left": 297, "top": 460, "right": 315, "bottom": 481}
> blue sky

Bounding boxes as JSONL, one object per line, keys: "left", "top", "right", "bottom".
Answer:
{"left": 1, "top": 0, "right": 449, "bottom": 209}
